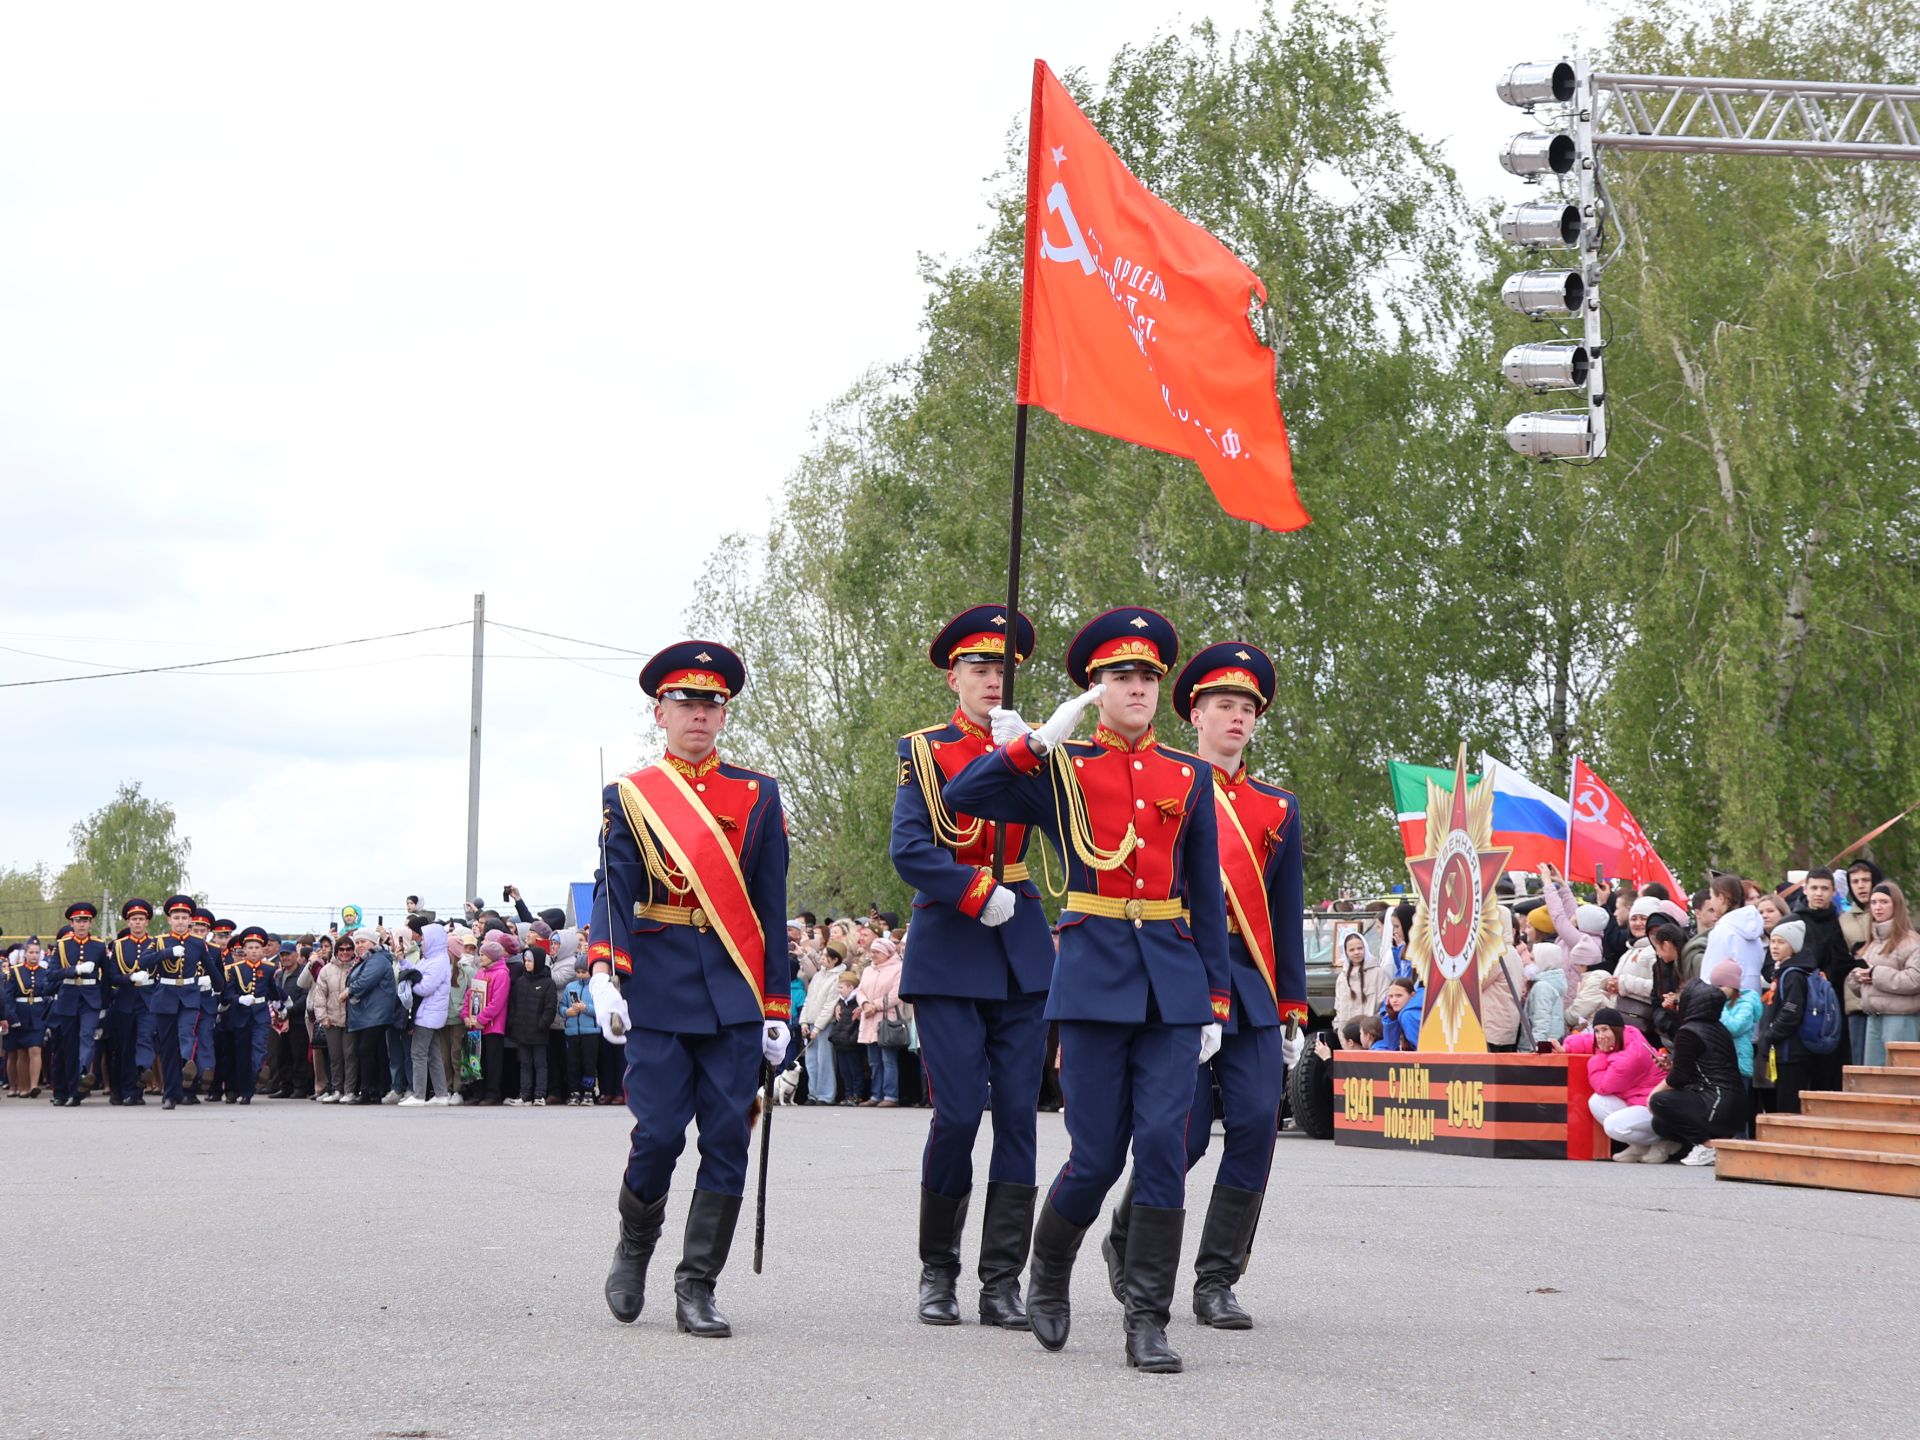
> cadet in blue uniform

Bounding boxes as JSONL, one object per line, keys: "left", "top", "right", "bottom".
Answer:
{"left": 1101, "top": 642, "right": 1308, "bottom": 1330}
{"left": 219, "top": 926, "right": 280, "bottom": 1103}
{"left": 150, "top": 895, "right": 212, "bottom": 1111}
{"left": 47, "top": 904, "right": 110, "bottom": 1106}
{"left": 104, "top": 900, "right": 160, "bottom": 1106}
{"left": 944, "top": 607, "right": 1230, "bottom": 1374}
{"left": 587, "top": 641, "right": 791, "bottom": 1339}
{"left": 191, "top": 913, "right": 230, "bottom": 1101}
{"left": 890, "top": 605, "right": 1053, "bottom": 1329}
{"left": 3, "top": 937, "right": 59, "bottom": 1097}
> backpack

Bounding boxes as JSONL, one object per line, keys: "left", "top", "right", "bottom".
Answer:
{"left": 1797, "top": 968, "right": 1843, "bottom": 1055}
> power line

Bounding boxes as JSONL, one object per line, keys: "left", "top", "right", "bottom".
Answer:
{"left": 0, "top": 621, "right": 469, "bottom": 689}
{"left": 489, "top": 621, "right": 652, "bottom": 657}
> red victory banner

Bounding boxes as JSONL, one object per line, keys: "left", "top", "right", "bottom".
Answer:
{"left": 1017, "top": 60, "right": 1309, "bottom": 532}
{"left": 1567, "top": 757, "right": 1686, "bottom": 898}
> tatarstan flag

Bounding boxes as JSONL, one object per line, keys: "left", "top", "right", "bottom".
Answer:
{"left": 1390, "top": 758, "right": 1569, "bottom": 873}
{"left": 1017, "top": 60, "right": 1309, "bottom": 531}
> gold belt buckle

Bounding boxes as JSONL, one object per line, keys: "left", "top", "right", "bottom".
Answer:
{"left": 690, "top": 907, "right": 710, "bottom": 931}
{"left": 1123, "top": 898, "right": 1144, "bottom": 926}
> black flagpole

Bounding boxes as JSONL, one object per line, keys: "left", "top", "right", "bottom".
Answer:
{"left": 991, "top": 402, "right": 1030, "bottom": 885}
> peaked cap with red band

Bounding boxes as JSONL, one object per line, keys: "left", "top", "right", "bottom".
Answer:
{"left": 1065, "top": 606, "right": 1179, "bottom": 688}
{"left": 237, "top": 925, "right": 270, "bottom": 947}
{"left": 928, "top": 604, "right": 1037, "bottom": 670}
{"left": 121, "top": 898, "right": 153, "bottom": 921}
{"left": 163, "top": 894, "right": 196, "bottom": 917}
{"left": 65, "top": 901, "right": 98, "bottom": 921}
{"left": 1173, "top": 640, "right": 1276, "bottom": 721}
{"left": 639, "top": 640, "right": 746, "bottom": 703}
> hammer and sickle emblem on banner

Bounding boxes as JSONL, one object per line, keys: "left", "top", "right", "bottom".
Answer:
{"left": 1040, "top": 182, "right": 1097, "bottom": 275}
{"left": 1574, "top": 786, "right": 1609, "bottom": 825}
{"left": 1441, "top": 868, "right": 1467, "bottom": 928}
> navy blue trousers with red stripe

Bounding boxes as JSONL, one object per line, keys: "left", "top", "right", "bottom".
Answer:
{"left": 913, "top": 992, "right": 1048, "bottom": 1199}
{"left": 1184, "top": 1023, "right": 1284, "bottom": 1192}
{"left": 621, "top": 1022, "right": 761, "bottom": 1202}
{"left": 1047, "top": 1020, "right": 1201, "bottom": 1225}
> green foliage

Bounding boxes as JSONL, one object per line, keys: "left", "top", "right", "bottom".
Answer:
{"left": 68, "top": 781, "right": 192, "bottom": 906}
{"left": 695, "top": 0, "right": 1920, "bottom": 907}
{"left": 0, "top": 865, "right": 53, "bottom": 937}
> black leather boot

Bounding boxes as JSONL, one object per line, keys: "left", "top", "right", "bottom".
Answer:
{"left": 1098, "top": 1176, "right": 1135, "bottom": 1304}
{"left": 916, "top": 1186, "right": 969, "bottom": 1326}
{"left": 604, "top": 1184, "right": 668, "bottom": 1324}
{"left": 977, "top": 1181, "right": 1036, "bottom": 1329}
{"left": 1026, "top": 1199, "right": 1089, "bottom": 1353}
{"left": 1123, "top": 1204, "right": 1185, "bottom": 1373}
{"left": 1191, "top": 1184, "right": 1262, "bottom": 1329}
{"left": 674, "top": 1189, "right": 742, "bottom": 1338}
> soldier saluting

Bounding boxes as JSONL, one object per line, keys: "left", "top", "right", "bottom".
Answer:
{"left": 1101, "top": 641, "right": 1307, "bottom": 1330}
{"left": 586, "top": 641, "right": 791, "bottom": 1339}
{"left": 944, "top": 607, "right": 1229, "bottom": 1374}
{"left": 890, "top": 605, "right": 1053, "bottom": 1329}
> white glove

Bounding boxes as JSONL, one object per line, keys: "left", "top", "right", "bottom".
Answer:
{"left": 239, "top": 995, "right": 257, "bottom": 1007}
{"left": 979, "top": 885, "right": 1017, "bottom": 928}
{"left": 1031, "top": 683, "right": 1107, "bottom": 755}
{"left": 198, "top": 975, "right": 213, "bottom": 993}
{"left": 588, "top": 973, "right": 630, "bottom": 1044}
{"left": 1198, "top": 1022, "right": 1223, "bottom": 1065}
{"left": 988, "top": 706, "right": 1030, "bottom": 747}
{"left": 172, "top": 945, "right": 186, "bottom": 958}
{"left": 761, "top": 1020, "right": 791, "bottom": 1067}
{"left": 76, "top": 961, "right": 96, "bottom": 977}
{"left": 131, "top": 971, "right": 152, "bottom": 987}
{"left": 1281, "top": 1027, "right": 1306, "bottom": 1070}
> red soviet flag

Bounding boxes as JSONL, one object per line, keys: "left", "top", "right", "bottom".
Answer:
{"left": 1017, "top": 60, "right": 1308, "bottom": 531}
{"left": 1568, "top": 758, "right": 1687, "bottom": 898}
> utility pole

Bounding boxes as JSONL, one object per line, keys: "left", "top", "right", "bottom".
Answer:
{"left": 464, "top": 593, "right": 484, "bottom": 908}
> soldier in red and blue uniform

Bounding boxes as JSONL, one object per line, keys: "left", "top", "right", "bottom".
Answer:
{"left": 104, "top": 899, "right": 160, "bottom": 1105}
{"left": 1100, "top": 642, "right": 1307, "bottom": 1330}
{"left": 191, "top": 912, "right": 230, "bottom": 1101}
{"left": 218, "top": 926, "right": 281, "bottom": 1103}
{"left": 890, "top": 605, "right": 1052, "bottom": 1329}
{"left": 944, "top": 607, "right": 1229, "bottom": 1375}
{"left": 47, "top": 901, "right": 111, "bottom": 1106}
{"left": 586, "top": 641, "right": 791, "bottom": 1339}
{"left": 150, "top": 895, "right": 212, "bottom": 1111}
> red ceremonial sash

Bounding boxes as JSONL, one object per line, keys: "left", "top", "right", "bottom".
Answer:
{"left": 1213, "top": 779, "right": 1278, "bottom": 1006}
{"left": 621, "top": 760, "right": 766, "bottom": 1010}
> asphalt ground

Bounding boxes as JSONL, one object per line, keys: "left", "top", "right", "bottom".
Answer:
{"left": 2, "top": 1095, "right": 1909, "bottom": 1440}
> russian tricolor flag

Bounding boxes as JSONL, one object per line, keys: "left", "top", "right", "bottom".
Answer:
{"left": 1389, "top": 754, "right": 1569, "bottom": 872}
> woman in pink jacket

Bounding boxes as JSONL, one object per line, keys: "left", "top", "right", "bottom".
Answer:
{"left": 856, "top": 938, "right": 904, "bottom": 1108}
{"left": 1556, "top": 1005, "right": 1668, "bottom": 1161}
{"left": 468, "top": 938, "right": 512, "bottom": 1105}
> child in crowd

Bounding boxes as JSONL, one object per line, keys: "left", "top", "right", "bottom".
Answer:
{"left": 1377, "top": 977, "right": 1423, "bottom": 1050}
{"left": 828, "top": 970, "right": 866, "bottom": 1105}
{"left": 505, "top": 944, "right": 556, "bottom": 1107}
{"left": 1759, "top": 918, "right": 1822, "bottom": 1113}
{"left": 1526, "top": 942, "right": 1568, "bottom": 1044}
{"left": 559, "top": 965, "right": 598, "bottom": 1106}
{"left": 1554, "top": 1006, "right": 1667, "bottom": 1161}
{"left": 1710, "top": 959, "right": 1762, "bottom": 1140}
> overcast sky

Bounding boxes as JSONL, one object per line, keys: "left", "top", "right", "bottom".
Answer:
{"left": 1, "top": 0, "right": 1612, "bottom": 928}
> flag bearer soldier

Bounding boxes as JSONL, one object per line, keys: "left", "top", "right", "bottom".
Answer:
{"left": 889, "top": 605, "right": 1053, "bottom": 1329}
{"left": 105, "top": 900, "right": 160, "bottom": 1105}
{"left": 1100, "top": 642, "right": 1306, "bottom": 1329}
{"left": 944, "top": 607, "right": 1230, "bottom": 1374}
{"left": 585, "top": 641, "right": 791, "bottom": 1339}
{"left": 151, "top": 895, "right": 212, "bottom": 1111}
{"left": 219, "top": 926, "right": 280, "bottom": 1103}
{"left": 47, "top": 902, "right": 111, "bottom": 1106}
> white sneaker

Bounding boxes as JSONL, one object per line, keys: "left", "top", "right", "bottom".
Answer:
{"left": 1612, "top": 1144, "right": 1647, "bottom": 1163}
{"left": 380, "top": 1093, "right": 399, "bottom": 1105}
{"left": 504, "top": 1097, "right": 524, "bottom": 1106}
{"left": 398, "top": 1095, "right": 426, "bottom": 1107}
{"left": 533, "top": 1097, "right": 547, "bottom": 1107}
{"left": 1680, "top": 1144, "right": 1718, "bottom": 1167}
{"left": 448, "top": 1093, "right": 464, "bottom": 1106}
{"left": 318, "top": 1091, "right": 339, "bottom": 1104}
{"left": 1640, "top": 1140, "right": 1683, "bottom": 1163}
{"left": 425, "top": 1095, "right": 451, "bottom": 1106}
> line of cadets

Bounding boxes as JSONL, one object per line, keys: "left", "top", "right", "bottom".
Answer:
{"left": 25, "top": 896, "right": 283, "bottom": 1110}
{"left": 582, "top": 604, "right": 1305, "bottom": 1375}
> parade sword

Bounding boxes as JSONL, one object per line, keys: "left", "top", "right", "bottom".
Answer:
{"left": 752, "top": 1058, "right": 774, "bottom": 1273}
{"left": 598, "top": 748, "right": 624, "bottom": 1040}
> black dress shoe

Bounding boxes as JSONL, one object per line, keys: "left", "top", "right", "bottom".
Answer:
{"left": 238, "top": 1096, "right": 251, "bottom": 1105}
{"left": 162, "top": 1098, "right": 177, "bottom": 1111}
{"left": 224, "top": 1095, "right": 239, "bottom": 1105}
{"left": 179, "top": 1093, "right": 200, "bottom": 1106}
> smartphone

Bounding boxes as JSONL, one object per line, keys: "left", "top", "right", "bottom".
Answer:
{"left": 377, "top": 915, "right": 384, "bottom": 927}
{"left": 1535, "top": 1040, "right": 1556, "bottom": 1054}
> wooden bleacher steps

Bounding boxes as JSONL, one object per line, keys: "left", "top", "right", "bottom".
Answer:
{"left": 1716, "top": 1041, "right": 1920, "bottom": 1198}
